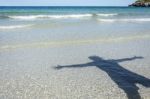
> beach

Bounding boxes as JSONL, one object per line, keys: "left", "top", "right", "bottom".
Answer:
{"left": 0, "top": 7, "right": 150, "bottom": 99}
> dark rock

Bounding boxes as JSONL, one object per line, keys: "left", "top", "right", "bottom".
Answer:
{"left": 129, "top": 0, "right": 150, "bottom": 7}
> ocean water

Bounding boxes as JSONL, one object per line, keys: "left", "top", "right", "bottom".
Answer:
{"left": 0, "top": 6, "right": 150, "bottom": 47}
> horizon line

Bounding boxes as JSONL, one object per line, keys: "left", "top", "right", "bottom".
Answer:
{"left": 0, "top": 5, "right": 129, "bottom": 7}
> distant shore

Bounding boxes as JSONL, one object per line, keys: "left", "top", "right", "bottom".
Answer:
{"left": 129, "top": 0, "right": 150, "bottom": 7}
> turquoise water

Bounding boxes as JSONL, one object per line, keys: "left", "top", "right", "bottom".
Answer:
{"left": 1, "top": 7, "right": 150, "bottom": 17}
{"left": 0, "top": 7, "right": 150, "bottom": 46}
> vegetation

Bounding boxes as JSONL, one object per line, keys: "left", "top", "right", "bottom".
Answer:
{"left": 137, "top": 0, "right": 150, "bottom": 2}
{"left": 135, "top": 0, "right": 150, "bottom": 3}
{"left": 129, "top": 0, "right": 150, "bottom": 7}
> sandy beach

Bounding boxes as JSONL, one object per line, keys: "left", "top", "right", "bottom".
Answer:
{"left": 0, "top": 7, "right": 150, "bottom": 99}
{"left": 0, "top": 35, "right": 150, "bottom": 99}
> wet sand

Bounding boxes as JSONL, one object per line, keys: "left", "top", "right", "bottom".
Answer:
{"left": 0, "top": 36, "right": 150, "bottom": 99}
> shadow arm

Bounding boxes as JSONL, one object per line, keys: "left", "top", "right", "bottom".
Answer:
{"left": 113, "top": 56, "right": 144, "bottom": 63}
{"left": 54, "top": 63, "right": 91, "bottom": 70}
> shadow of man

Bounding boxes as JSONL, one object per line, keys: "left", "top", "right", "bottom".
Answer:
{"left": 54, "top": 56, "right": 150, "bottom": 99}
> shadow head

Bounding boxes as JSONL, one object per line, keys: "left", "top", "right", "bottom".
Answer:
{"left": 88, "top": 56, "right": 104, "bottom": 61}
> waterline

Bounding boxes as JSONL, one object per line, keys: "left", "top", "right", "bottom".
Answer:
{"left": 1, "top": 34, "right": 150, "bottom": 51}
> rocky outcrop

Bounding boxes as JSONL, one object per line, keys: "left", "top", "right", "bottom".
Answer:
{"left": 129, "top": 0, "right": 150, "bottom": 7}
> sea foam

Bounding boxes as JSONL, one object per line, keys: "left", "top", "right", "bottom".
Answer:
{"left": 98, "top": 18, "right": 150, "bottom": 22}
{"left": 9, "top": 14, "right": 93, "bottom": 20}
{"left": 96, "top": 13, "right": 118, "bottom": 17}
{"left": 0, "top": 24, "right": 33, "bottom": 29}
{"left": 8, "top": 13, "right": 118, "bottom": 20}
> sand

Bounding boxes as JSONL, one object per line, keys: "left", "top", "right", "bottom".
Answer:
{"left": 0, "top": 36, "right": 150, "bottom": 99}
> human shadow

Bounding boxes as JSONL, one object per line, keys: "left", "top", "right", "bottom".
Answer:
{"left": 54, "top": 56, "right": 150, "bottom": 99}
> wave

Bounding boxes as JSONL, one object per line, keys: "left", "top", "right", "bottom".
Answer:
{"left": 98, "top": 18, "right": 150, "bottom": 22}
{"left": 8, "top": 14, "right": 93, "bottom": 20}
{"left": 0, "top": 24, "right": 33, "bottom": 29}
{"left": 6, "top": 13, "right": 117, "bottom": 20}
{"left": 96, "top": 13, "right": 118, "bottom": 17}
{"left": 98, "top": 19, "right": 116, "bottom": 22}
{"left": 2, "top": 13, "right": 150, "bottom": 22}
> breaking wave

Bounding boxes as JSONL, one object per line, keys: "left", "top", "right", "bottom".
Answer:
{"left": 0, "top": 24, "right": 33, "bottom": 29}
{"left": 0, "top": 13, "right": 118, "bottom": 20}
{"left": 1, "top": 13, "right": 150, "bottom": 22}
{"left": 96, "top": 13, "right": 118, "bottom": 17}
{"left": 8, "top": 14, "right": 93, "bottom": 20}
{"left": 98, "top": 18, "right": 150, "bottom": 22}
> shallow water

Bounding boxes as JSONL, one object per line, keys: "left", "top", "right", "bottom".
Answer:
{"left": 0, "top": 7, "right": 150, "bottom": 45}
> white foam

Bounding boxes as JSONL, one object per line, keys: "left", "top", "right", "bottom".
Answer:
{"left": 0, "top": 24, "right": 33, "bottom": 29}
{"left": 121, "top": 18, "right": 150, "bottom": 22}
{"left": 98, "top": 18, "right": 150, "bottom": 22}
{"left": 98, "top": 19, "right": 116, "bottom": 22}
{"left": 9, "top": 14, "right": 93, "bottom": 20}
{"left": 96, "top": 13, "right": 118, "bottom": 17}
{"left": 9, "top": 16, "right": 40, "bottom": 20}
{"left": 48, "top": 14, "right": 93, "bottom": 19}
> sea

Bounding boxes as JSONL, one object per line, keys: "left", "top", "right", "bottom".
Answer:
{"left": 0, "top": 6, "right": 150, "bottom": 46}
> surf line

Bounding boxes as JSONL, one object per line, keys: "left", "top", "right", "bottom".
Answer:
{"left": 0, "top": 34, "right": 150, "bottom": 51}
